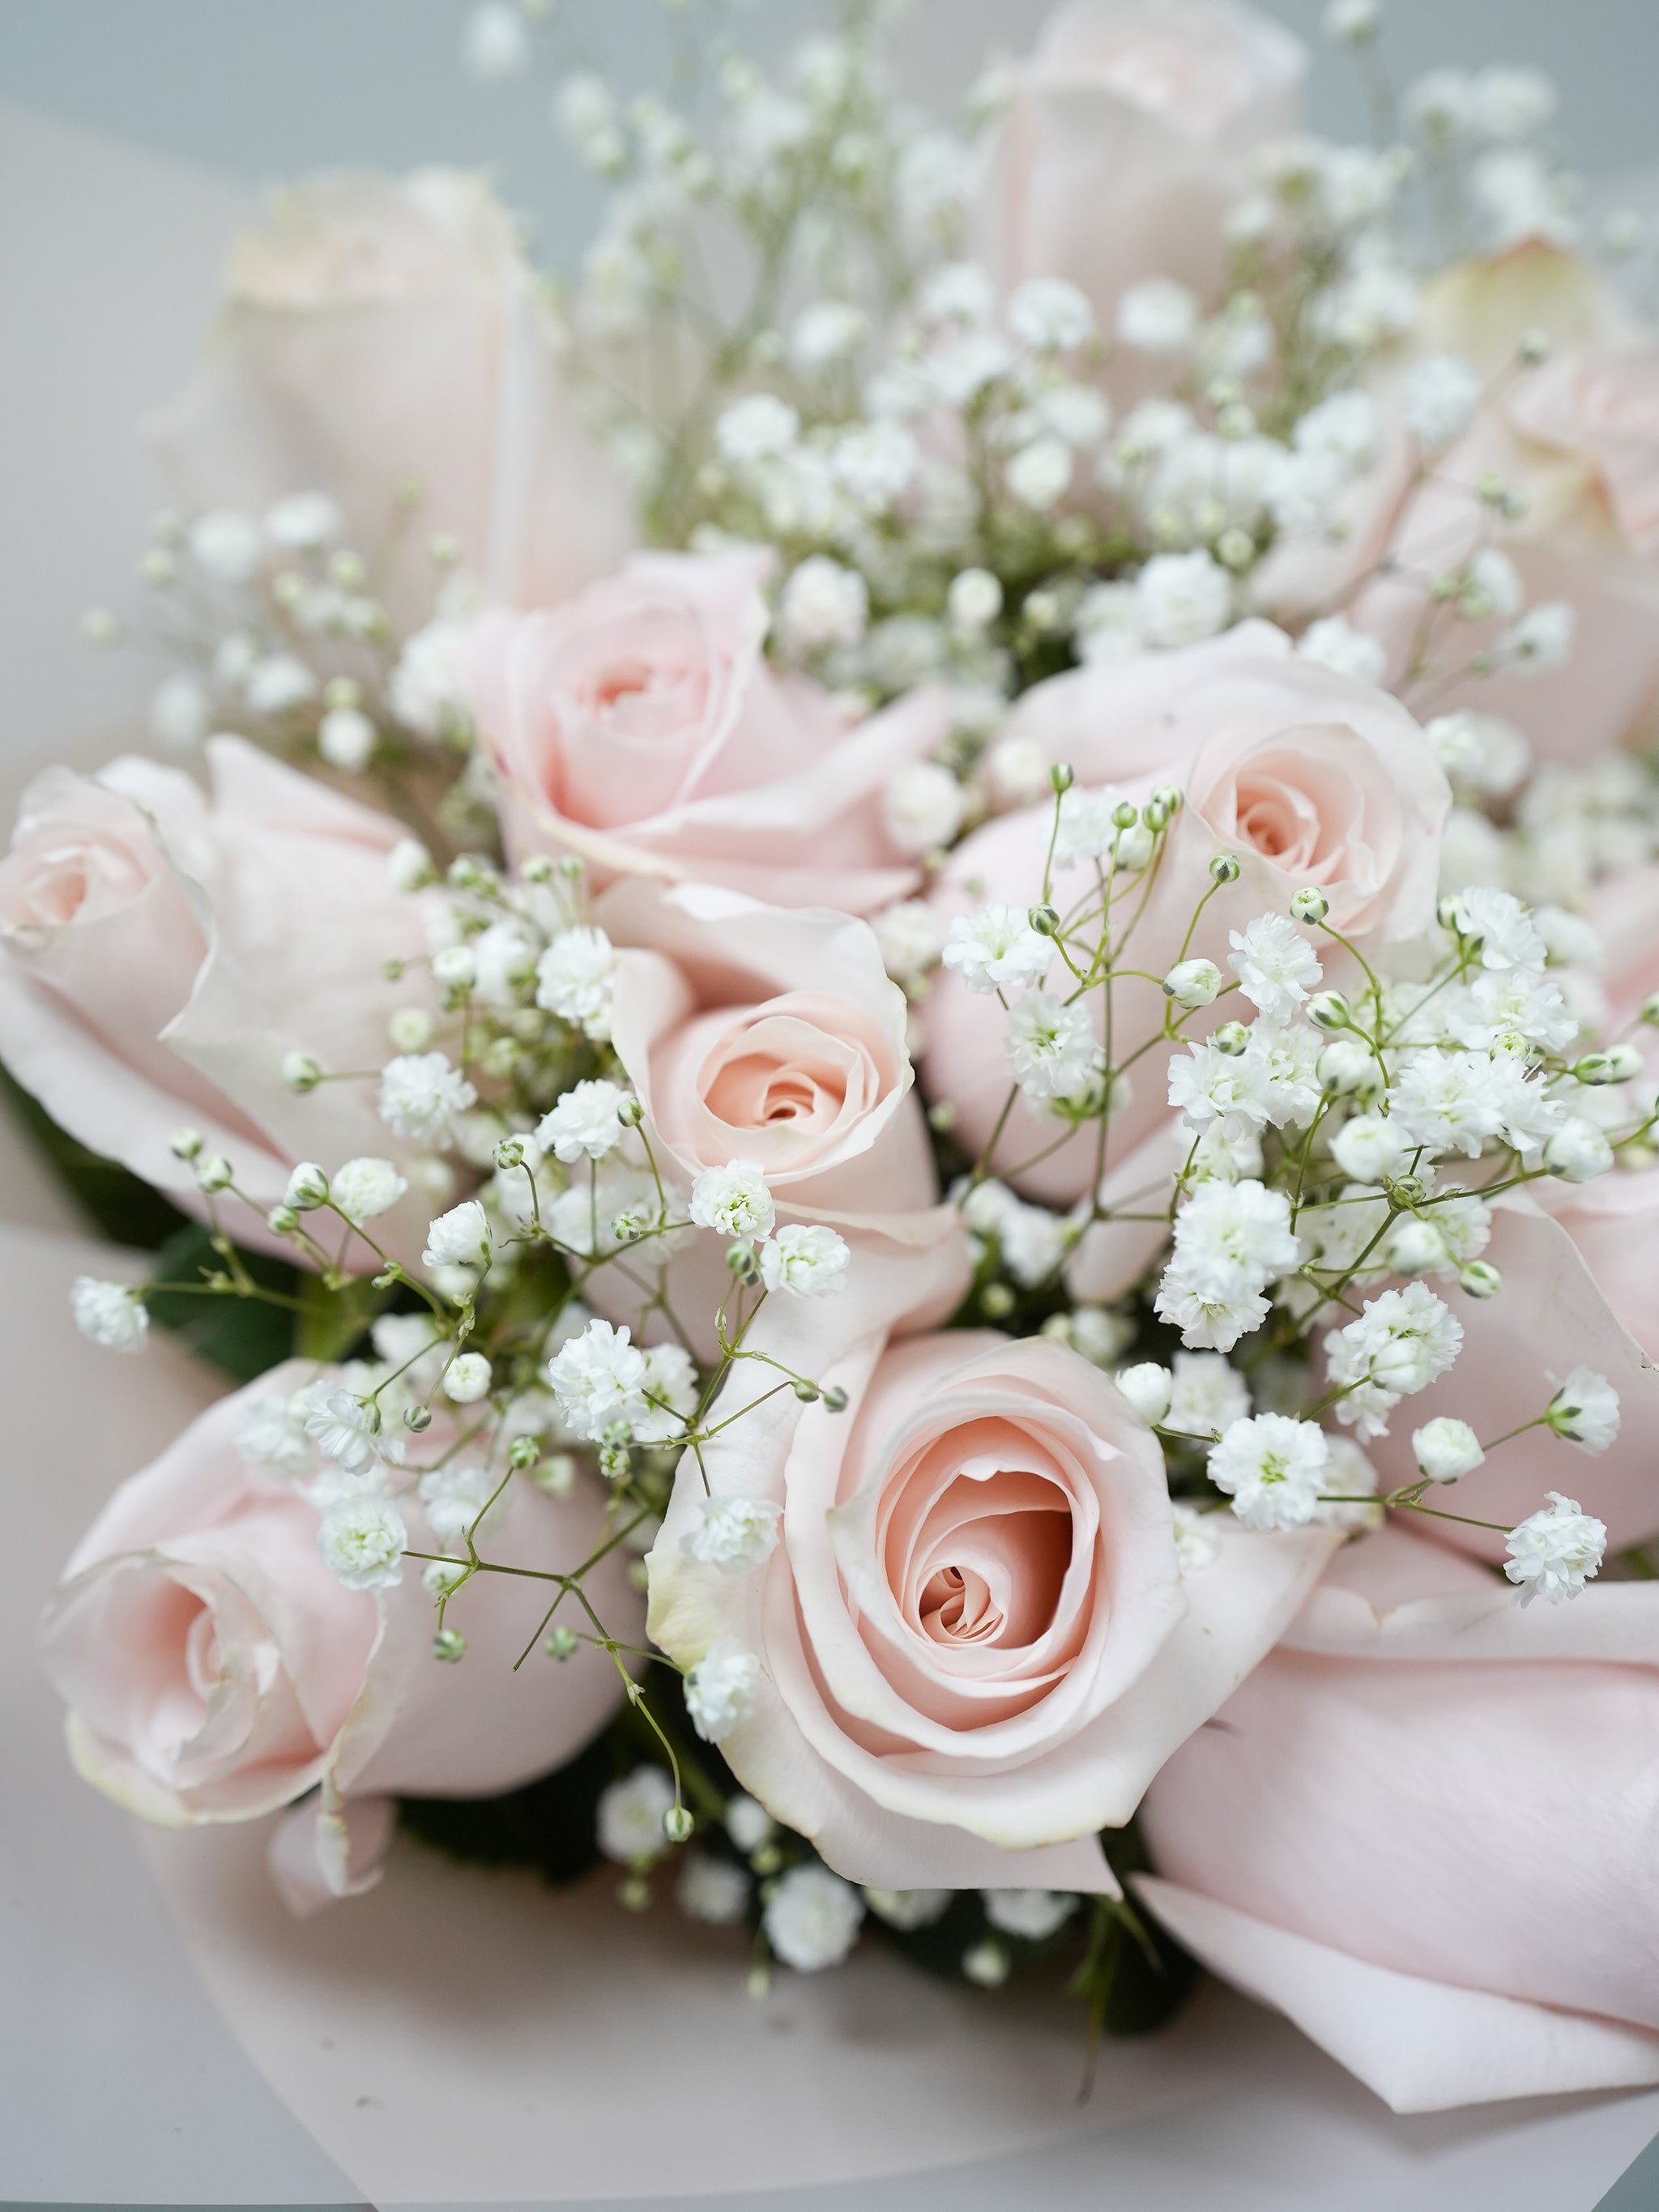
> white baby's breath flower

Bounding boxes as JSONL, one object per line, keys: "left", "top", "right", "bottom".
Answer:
{"left": 538, "top": 1080, "right": 631, "bottom": 1165}
{"left": 1504, "top": 1492, "right": 1606, "bottom": 1605}
{"left": 685, "top": 1640, "right": 763, "bottom": 1742}
{"left": 1230, "top": 914, "right": 1322, "bottom": 1021}
{"left": 1324, "top": 1282, "right": 1464, "bottom": 1440}
{"left": 1297, "top": 616, "right": 1388, "bottom": 685}
{"left": 1009, "top": 276, "right": 1094, "bottom": 352}
{"left": 764, "top": 1864, "right": 865, "bottom": 1972}
{"left": 1115, "top": 1362, "right": 1173, "bottom": 1425}
{"left": 597, "top": 1766, "right": 676, "bottom": 1863}
{"left": 317, "top": 1494, "right": 407, "bottom": 1589}
{"left": 689, "top": 1160, "right": 775, "bottom": 1242}
{"left": 535, "top": 927, "right": 617, "bottom": 1038}
{"left": 1544, "top": 1117, "right": 1614, "bottom": 1183}
{"left": 1115, "top": 279, "right": 1200, "bottom": 354}
{"left": 1168, "top": 1351, "right": 1251, "bottom": 1438}
{"left": 189, "top": 509, "right": 262, "bottom": 582}
{"left": 716, "top": 393, "right": 799, "bottom": 465}
{"left": 547, "top": 1318, "right": 651, "bottom": 1441}
{"left": 780, "top": 556, "right": 868, "bottom": 652}
{"left": 1007, "top": 993, "right": 1097, "bottom": 1101}
{"left": 442, "top": 1352, "right": 493, "bottom": 1404}
{"left": 942, "top": 905, "right": 1053, "bottom": 995}
{"left": 1406, "top": 354, "right": 1483, "bottom": 450}
{"left": 418, "top": 1460, "right": 505, "bottom": 1545}
{"left": 1209, "top": 1413, "right": 1329, "bottom": 1530}
{"left": 872, "top": 899, "right": 947, "bottom": 983}
{"left": 676, "top": 1854, "right": 751, "bottom": 1925}
{"left": 883, "top": 761, "right": 966, "bottom": 856}
{"left": 237, "top": 1389, "right": 314, "bottom": 1473}
{"left": 1171, "top": 1502, "right": 1222, "bottom": 1571}
{"left": 635, "top": 1342, "right": 698, "bottom": 1444}
{"left": 1546, "top": 1366, "right": 1620, "bottom": 1451}
{"left": 759, "top": 1223, "right": 850, "bottom": 1298}
{"left": 422, "top": 1199, "right": 491, "bottom": 1272}
{"left": 864, "top": 1887, "right": 950, "bottom": 1930}
{"left": 1136, "top": 550, "right": 1231, "bottom": 647}
{"left": 1495, "top": 601, "right": 1577, "bottom": 674}
{"left": 70, "top": 1277, "right": 147, "bottom": 1353}
{"left": 1006, "top": 437, "right": 1074, "bottom": 511}
{"left": 686, "top": 1494, "right": 783, "bottom": 1572}
{"left": 1413, "top": 1415, "right": 1484, "bottom": 1482}
{"left": 983, "top": 1889, "right": 1077, "bottom": 1941}
{"left": 379, "top": 1052, "right": 476, "bottom": 1143}
{"left": 331, "top": 1157, "right": 407, "bottom": 1225}
{"left": 1163, "top": 957, "right": 1225, "bottom": 1009}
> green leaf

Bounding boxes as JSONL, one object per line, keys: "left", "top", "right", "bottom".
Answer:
{"left": 0, "top": 1067, "right": 186, "bottom": 1248}
{"left": 295, "top": 1266, "right": 389, "bottom": 1363}
{"left": 143, "top": 1223, "right": 298, "bottom": 1385}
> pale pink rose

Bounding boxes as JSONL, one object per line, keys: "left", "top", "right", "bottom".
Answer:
{"left": 919, "top": 625, "right": 1448, "bottom": 1201}
{"left": 41, "top": 1363, "right": 639, "bottom": 1911}
{"left": 151, "top": 169, "right": 633, "bottom": 633}
{"left": 581, "top": 879, "right": 969, "bottom": 1357}
{"left": 974, "top": 0, "right": 1304, "bottom": 334}
{"left": 467, "top": 551, "right": 949, "bottom": 914}
{"left": 1588, "top": 860, "right": 1659, "bottom": 1032}
{"left": 1329, "top": 339, "right": 1659, "bottom": 762}
{"left": 0, "top": 737, "right": 433, "bottom": 1255}
{"left": 648, "top": 1323, "right": 1335, "bottom": 1892}
{"left": 1367, "top": 1195, "right": 1659, "bottom": 1558}
{"left": 1139, "top": 1526, "right": 1659, "bottom": 2112}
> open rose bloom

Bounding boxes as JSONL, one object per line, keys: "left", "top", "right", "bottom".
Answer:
{"left": 21, "top": 0, "right": 1659, "bottom": 2141}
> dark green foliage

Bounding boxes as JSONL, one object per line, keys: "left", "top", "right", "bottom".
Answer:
{"left": 1, "top": 1065, "right": 187, "bottom": 1249}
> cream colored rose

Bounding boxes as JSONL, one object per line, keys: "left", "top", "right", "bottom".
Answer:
{"left": 151, "top": 168, "right": 633, "bottom": 630}
{"left": 649, "top": 1326, "right": 1334, "bottom": 1892}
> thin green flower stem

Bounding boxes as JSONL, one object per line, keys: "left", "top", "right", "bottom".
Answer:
{"left": 140, "top": 1279, "right": 307, "bottom": 1313}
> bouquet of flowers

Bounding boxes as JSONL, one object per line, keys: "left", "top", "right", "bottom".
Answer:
{"left": 20, "top": 0, "right": 1659, "bottom": 2120}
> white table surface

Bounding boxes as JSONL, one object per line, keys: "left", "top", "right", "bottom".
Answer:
{"left": 3, "top": 35, "right": 1659, "bottom": 2210}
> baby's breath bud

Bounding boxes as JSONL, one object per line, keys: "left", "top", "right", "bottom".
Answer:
{"left": 1209, "top": 854, "right": 1241, "bottom": 884}
{"left": 1027, "top": 903, "right": 1060, "bottom": 937}
{"left": 1144, "top": 795, "right": 1171, "bottom": 831}
{"left": 1639, "top": 991, "right": 1659, "bottom": 1028}
{"left": 169, "top": 1127, "right": 204, "bottom": 1161}
{"left": 1049, "top": 762, "right": 1075, "bottom": 795}
{"left": 557, "top": 855, "right": 585, "bottom": 881}
{"left": 928, "top": 1100, "right": 957, "bottom": 1133}
{"left": 1152, "top": 785, "right": 1181, "bottom": 819}
{"left": 1570, "top": 1052, "right": 1618, "bottom": 1086}
{"left": 1290, "top": 887, "right": 1329, "bottom": 924}
{"left": 389, "top": 1007, "right": 434, "bottom": 1053}
{"left": 822, "top": 1385, "right": 849, "bottom": 1413}
{"left": 793, "top": 1379, "right": 821, "bottom": 1403}
{"left": 507, "top": 1434, "right": 540, "bottom": 1472}
{"left": 494, "top": 1136, "right": 527, "bottom": 1171}
{"left": 617, "top": 1095, "right": 645, "bottom": 1127}
{"left": 1308, "top": 990, "right": 1352, "bottom": 1031}
{"left": 266, "top": 1204, "right": 301, "bottom": 1236}
{"left": 522, "top": 854, "right": 554, "bottom": 883}
{"left": 1460, "top": 1259, "right": 1503, "bottom": 1299}
{"left": 283, "top": 1050, "right": 323, "bottom": 1093}
{"left": 1216, "top": 526, "right": 1256, "bottom": 570}
{"left": 618, "top": 1875, "right": 651, "bottom": 1912}
{"left": 727, "top": 1241, "right": 761, "bottom": 1283}
{"left": 963, "top": 1940, "right": 1011, "bottom": 1988}
{"left": 534, "top": 1451, "right": 578, "bottom": 1499}
{"left": 1213, "top": 1021, "right": 1249, "bottom": 1056}
{"left": 447, "top": 855, "right": 490, "bottom": 893}
{"left": 194, "top": 1153, "right": 233, "bottom": 1193}
{"left": 1517, "top": 327, "right": 1550, "bottom": 365}
{"left": 1111, "top": 799, "right": 1140, "bottom": 830}
{"left": 404, "top": 1404, "right": 433, "bottom": 1433}
{"left": 433, "top": 1628, "right": 467, "bottom": 1663}
{"left": 599, "top": 1443, "right": 631, "bottom": 1480}
{"left": 981, "top": 1281, "right": 1017, "bottom": 1318}
{"left": 546, "top": 1625, "right": 580, "bottom": 1660}
{"left": 663, "top": 1805, "right": 694, "bottom": 1844}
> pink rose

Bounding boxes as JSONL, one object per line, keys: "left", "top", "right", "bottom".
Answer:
{"left": 578, "top": 879, "right": 970, "bottom": 1358}
{"left": 467, "top": 550, "right": 951, "bottom": 914}
{"left": 41, "top": 1363, "right": 639, "bottom": 1911}
{"left": 1367, "top": 1195, "right": 1659, "bottom": 1558}
{"left": 1588, "top": 860, "right": 1659, "bottom": 1032}
{"left": 919, "top": 625, "right": 1448, "bottom": 1201}
{"left": 974, "top": 0, "right": 1305, "bottom": 333}
{"left": 648, "top": 1323, "right": 1335, "bottom": 1891}
{"left": 1139, "top": 1527, "right": 1659, "bottom": 2112}
{"left": 0, "top": 737, "right": 433, "bottom": 1253}
{"left": 1333, "top": 336, "right": 1659, "bottom": 761}
{"left": 151, "top": 169, "right": 633, "bottom": 632}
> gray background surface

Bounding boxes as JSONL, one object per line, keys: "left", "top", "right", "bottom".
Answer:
{"left": 2, "top": 2, "right": 1659, "bottom": 2206}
